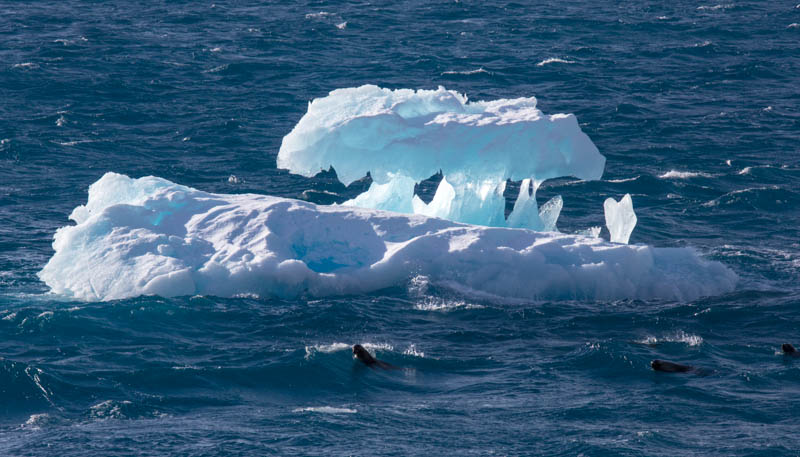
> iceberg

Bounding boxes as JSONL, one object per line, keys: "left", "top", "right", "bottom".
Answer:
{"left": 39, "top": 173, "right": 737, "bottom": 302}
{"left": 278, "top": 85, "right": 605, "bottom": 230}
{"left": 604, "top": 194, "right": 637, "bottom": 244}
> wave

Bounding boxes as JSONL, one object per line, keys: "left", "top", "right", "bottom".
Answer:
{"left": 696, "top": 4, "right": 734, "bottom": 10}
{"left": 703, "top": 186, "right": 799, "bottom": 210}
{"left": 441, "top": 68, "right": 491, "bottom": 75}
{"left": 536, "top": 58, "right": 575, "bottom": 66}
{"left": 39, "top": 173, "right": 737, "bottom": 302}
{"left": 293, "top": 406, "right": 357, "bottom": 414}
{"left": 659, "top": 170, "right": 712, "bottom": 179}
{"left": 12, "top": 62, "right": 38, "bottom": 69}
{"left": 635, "top": 331, "right": 704, "bottom": 347}
{"left": 304, "top": 342, "right": 404, "bottom": 360}
{"left": 604, "top": 176, "right": 640, "bottom": 183}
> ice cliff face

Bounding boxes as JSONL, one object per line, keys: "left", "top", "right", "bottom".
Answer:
{"left": 278, "top": 85, "right": 605, "bottom": 230}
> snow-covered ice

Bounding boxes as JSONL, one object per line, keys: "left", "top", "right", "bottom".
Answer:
{"left": 278, "top": 85, "right": 605, "bottom": 230}
{"left": 39, "top": 173, "right": 736, "bottom": 302}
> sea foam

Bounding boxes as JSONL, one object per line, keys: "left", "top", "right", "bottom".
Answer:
{"left": 39, "top": 173, "right": 737, "bottom": 302}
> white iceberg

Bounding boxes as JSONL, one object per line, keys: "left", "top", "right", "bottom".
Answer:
{"left": 38, "top": 173, "right": 737, "bottom": 302}
{"left": 604, "top": 194, "right": 637, "bottom": 244}
{"left": 278, "top": 85, "right": 605, "bottom": 230}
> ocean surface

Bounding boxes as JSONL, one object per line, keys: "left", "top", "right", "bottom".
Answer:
{"left": 2, "top": 0, "right": 800, "bottom": 455}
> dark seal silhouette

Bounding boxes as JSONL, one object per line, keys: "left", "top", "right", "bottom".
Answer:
{"left": 353, "top": 344, "right": 398, "bottom": 370}
{"left": 782, "top": 343, "right": 800, "bottom": 357}
{"left": 651, "top": 359, "right": 694, "bottom": 373}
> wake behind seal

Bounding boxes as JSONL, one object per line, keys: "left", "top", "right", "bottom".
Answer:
{"left": 353, "top": 344, "right": 398, "bottom": 370}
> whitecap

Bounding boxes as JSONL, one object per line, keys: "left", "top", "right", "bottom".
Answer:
{"left": 738, "top": 167, "right": 751, "bottom": 175}
{"left": 697, "top": 4, "right": 734, "bottom": 10}
{"left": 293, "top": 406, "right": 356, "bottom": 414}
{"left": 90, "top": 400, "right": 132, "bottom": 419}
{"left": 304, "top": 342, "right": 350, "bottom": 359}
{"left": 203, "top": 64, "right": 228, "bottom": 73}
{"left": 54, "top": 140, "right": 96, "bottom": 147}
{"left": 362, "top": 342, "right": 393, "bottom": 353}
{"left": 605, "top": 176, "right": 640, "bottom": 183}
{"left": 305, "top": 11, "right": 333, "bottom": 19}
{"left": 409, "top": 275, "right": 484, "bottom": 311}
{"left": 636, "top": 331, "right": 703, "bottom": 347}
{"left": 21, "top": 413, "right": 52, "bottom": 430}
{"left": 788, "top": 23, "right": 799, "bottom": 29}
{"left": 12, "top": 62, "right": 38, "bottom": 69}
{"left": 441, "top": 67, "right": 490, "bottom": 75}
{"left": 403, "top": 344, "right": 425, "bottom": 358}
{"left": 413, "top": 299, "right": 483, "bottom": 311}
{"left": 536, "top": 58, "right": 575, "bottom": 66}
{"left": 659, "top": 170, "right": 711, "bottom": 179}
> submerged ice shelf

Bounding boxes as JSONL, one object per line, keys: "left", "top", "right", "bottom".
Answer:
{"left": 39, "top": 173, "right": 736, "bottom": 302}
{"left": 278, "top": 85, "right": 605, "bottom": 231}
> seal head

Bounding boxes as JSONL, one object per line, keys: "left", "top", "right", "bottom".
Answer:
{"left": 353, "top": 344, "right": 378, "bottom": 365}
{"left": 782, "top": 343, "right": 799, "bottom": 356}
{"left": 651, "top": 359, "right": 694, "bottom": 373}
{"left": 352, "top": 344, "right": 398, "bottom": 370}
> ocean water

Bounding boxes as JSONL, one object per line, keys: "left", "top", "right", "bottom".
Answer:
{"left": 1, "top": 0, "right": 800, "bottom": 455}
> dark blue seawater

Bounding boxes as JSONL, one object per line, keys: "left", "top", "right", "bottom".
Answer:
{"left": 2, "top": 0, "right": 800, "bottom": 455}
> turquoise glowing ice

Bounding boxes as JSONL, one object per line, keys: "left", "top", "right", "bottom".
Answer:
{"left": 278, "top": 85, "right": 605, "bottom": 230}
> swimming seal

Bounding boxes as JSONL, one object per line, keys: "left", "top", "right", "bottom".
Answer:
{"left": 651, "top": 359, "right": 694, "bottom": 373}
{"left": 353, "top": 344, "right": 398, "bottom": 370}
{"left": 782, "top": 343, "right": 800, "bottom": 357}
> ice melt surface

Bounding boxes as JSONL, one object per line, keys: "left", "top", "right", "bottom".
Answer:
{"left": 39, "top": 173, "right": 736, "bottom": 302}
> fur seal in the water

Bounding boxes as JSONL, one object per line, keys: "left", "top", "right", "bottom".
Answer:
{"left": 651, "top": 359, "right": 694, "bottom": 373}
{"left": 782, "top": 343, "right": 800, "bottom": 357}
{"left": 353, "top": 344, "right": 398, "bottom": 370}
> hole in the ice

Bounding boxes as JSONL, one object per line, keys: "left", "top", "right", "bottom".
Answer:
{"left": 299, "top": 167, "right": 372, "bottom": 205}
{"left": 413, "top": 170, "right": 443, "bottom": 204}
